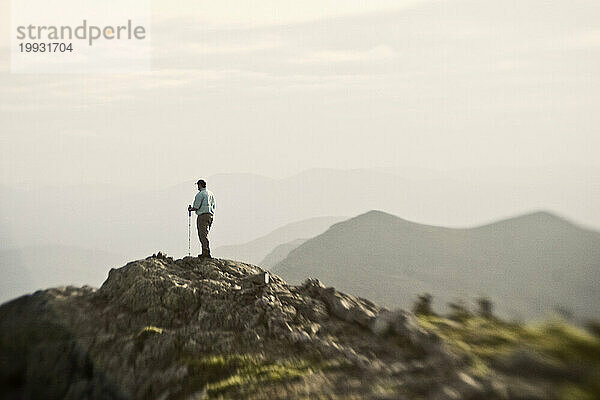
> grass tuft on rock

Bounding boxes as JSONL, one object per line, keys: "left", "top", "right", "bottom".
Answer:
{"left": 418, "top": 315, "right": 600, "bottom": 400}
{"left": 182, "top": 354, "right": 321, "bottom": 398}
{"left": 135, "top": 326, "right": 163, "bottom": 353}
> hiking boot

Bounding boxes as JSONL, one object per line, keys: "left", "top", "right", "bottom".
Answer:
{"left": 198, "top": 253, "right": 212, "bottom": 259}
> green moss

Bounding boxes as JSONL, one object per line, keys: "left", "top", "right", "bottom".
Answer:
{"left": 185, "top": 355, "right": 245, "bottom": 385}
{"left": 181, "top": 354, "right": 328, "bottom": 398}
{"left": 139, "top": 326, "right": 164, "bottom": 335}
{"left": 134, "top": 326, "right": 163, "bottom": 353}
{"left": 559, "top": 384, "right": 596, "bottom": 400}
{"left": 523, "top": 320, "right": 600, "bottom": 363}
{"left": 206, "top": 360, "right": 305, "bottom": 394}
{"left": 417, "top": 315, "right": 521, "bottom": 361}
{"left": 417, "top": 315, "right": 600, "bottom": 397}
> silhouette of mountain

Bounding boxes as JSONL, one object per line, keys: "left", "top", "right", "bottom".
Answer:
{"left": 272, "top": 210, "right": 600, "bottom": 320}
{"left": 260, "top": 238, "right": 307, "bottom": 268}
{"left": 2, "top": 167, "right": 599, "bottom": 259}
{"left": 214, "top": 216, "right": 344, "bottom": 264}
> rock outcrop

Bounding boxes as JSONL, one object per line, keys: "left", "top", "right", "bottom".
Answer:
{"left": 0, "top": 254, "right": 575, "bottom": 399}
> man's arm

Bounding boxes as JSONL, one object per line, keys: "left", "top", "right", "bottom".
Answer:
{"left": 188, "top": 192, "right": 205, "bottom": 212}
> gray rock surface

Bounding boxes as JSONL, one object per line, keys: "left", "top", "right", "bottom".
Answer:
{"left": 0, "top": 254, "right": 569, "bottom": 399}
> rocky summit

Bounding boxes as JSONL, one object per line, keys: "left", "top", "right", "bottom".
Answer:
{"left": 0, "top": 254, "right": 597, "bottom": 399}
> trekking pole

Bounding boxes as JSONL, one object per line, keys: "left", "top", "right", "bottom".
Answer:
{"left": 188, "top": 206, "right": 192, "bottom": 257}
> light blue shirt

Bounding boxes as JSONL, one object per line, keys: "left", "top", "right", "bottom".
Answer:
{"left": 193, "top": 188, "right": 216, "bottom": 215}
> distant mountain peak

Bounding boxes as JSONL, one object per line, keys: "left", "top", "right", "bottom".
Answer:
{"left": 349, "top": 210, "right": 404, "bottom": 222}
{"left": 522, "top": 210, "right": 565, "bottom": 221}
{"left": 338, "top": 210, "right": 425, "bottom": 229}
{"left": 482, "top": 210, "right": 579, "bottom": 230}
{"left": 273, "top": 209, "right": 600, "bottom": 321}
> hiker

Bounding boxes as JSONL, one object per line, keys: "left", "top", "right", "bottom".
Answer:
{"left": 188, "top": 179, "right": 216, "bottom": 258}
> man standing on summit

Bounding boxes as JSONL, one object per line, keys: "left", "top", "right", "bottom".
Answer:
{"left": 188, "top": 179, "right": 216, "bottom": 258}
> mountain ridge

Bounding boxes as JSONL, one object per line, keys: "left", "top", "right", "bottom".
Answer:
{"left": 273, "top": 209, "right": 600, "bottom": 320}
{"left": 214, "top": 216, "right": 345, "bottom": 265}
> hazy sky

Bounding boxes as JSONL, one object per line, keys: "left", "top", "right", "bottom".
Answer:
{"left": 1, "top": 0, "right": 599, "bottom": 187}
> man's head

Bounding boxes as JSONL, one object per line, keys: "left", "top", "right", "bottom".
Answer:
{"left": 197, "top": 179, "right": 207, "bottom": 190}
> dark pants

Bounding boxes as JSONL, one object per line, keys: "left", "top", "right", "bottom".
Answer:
{"left": 196, "top": 213, "right": 213, "bottom": 255}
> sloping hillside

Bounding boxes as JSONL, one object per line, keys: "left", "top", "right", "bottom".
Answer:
{"left": 260, "top": 238, "right": 307, "bottom": 268}
{"left": 272, "top": 210, "right": 600, "bottom": 320}
{"left": 214, "top": 216, "right": 344, "bottom": 264}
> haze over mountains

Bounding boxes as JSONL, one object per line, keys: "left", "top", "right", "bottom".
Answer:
{"left": 0, "top": 245, "right": 124, "bottom": 304}
{"left": 1, "top": 167, "right": 599, "bottom": 305}
{"left": 214, "top": 216, "right": 344, "bottom": 264}
{"left": 2, "top": 167, "right": 598, "bottom": 257}
{"left": 260, "top": 238, "right": 307, "bottom": 268}
{"left": 272, "top": 210, "right": 600, "bottom": 320}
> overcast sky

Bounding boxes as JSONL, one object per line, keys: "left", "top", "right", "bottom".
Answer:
{"left": 1, "top": 0, "right": 599, "bottom": 187}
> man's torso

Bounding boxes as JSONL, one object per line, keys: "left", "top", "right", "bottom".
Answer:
{"left": 194, "top": 189, "right": 216, "bottom": 215}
